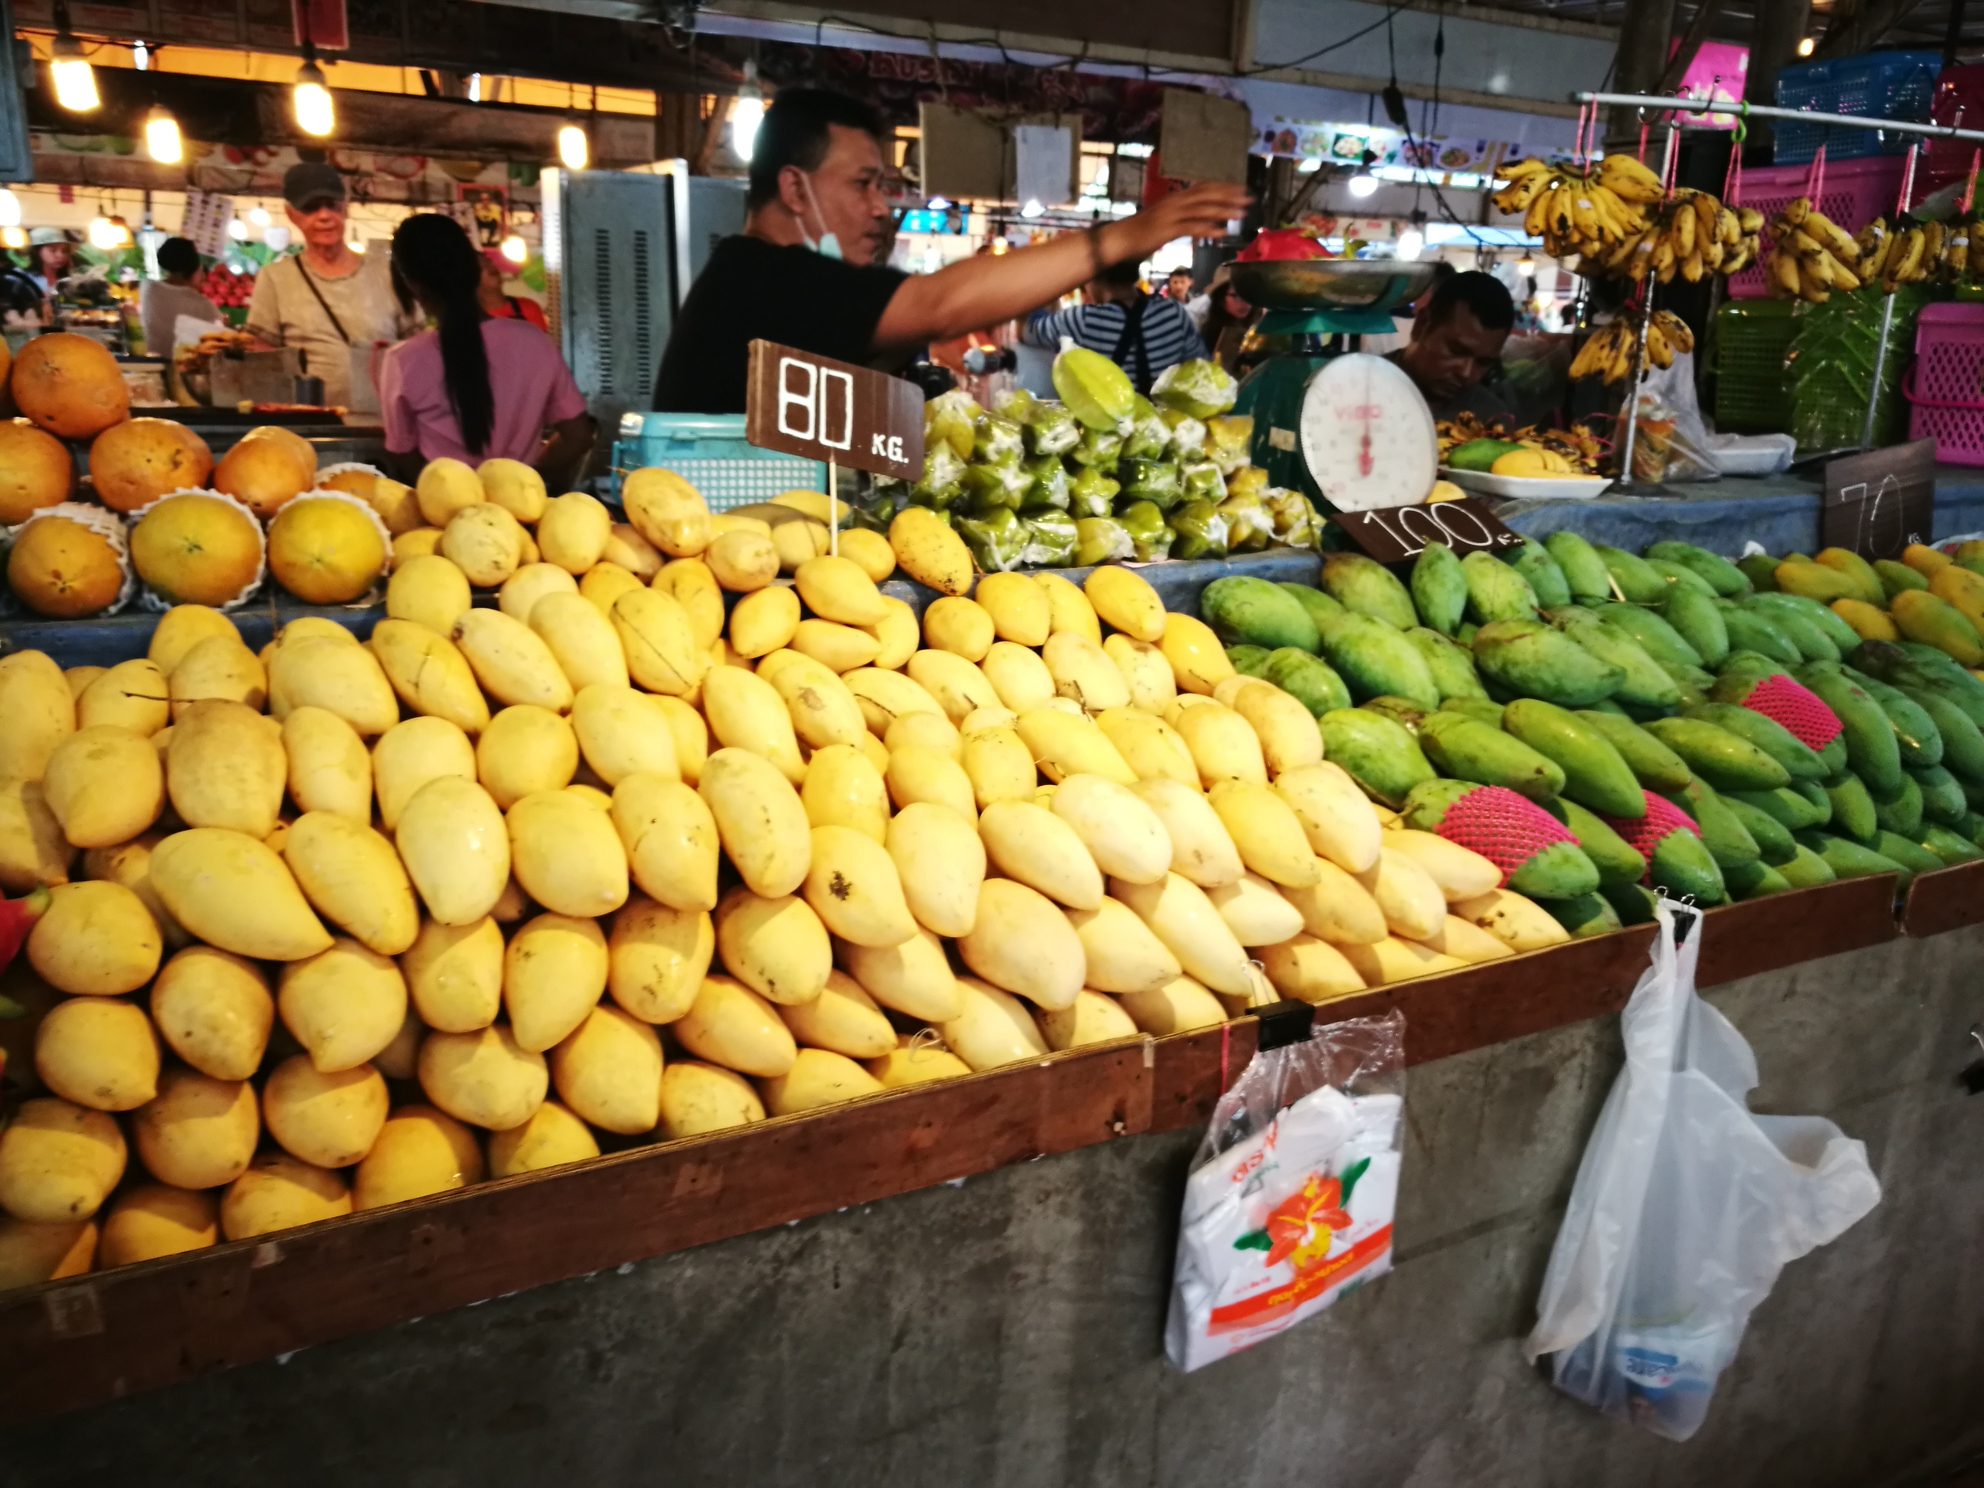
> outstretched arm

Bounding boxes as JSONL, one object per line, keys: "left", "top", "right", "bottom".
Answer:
{"left": 871, "top": 181, "right": 1250, "bottom": 352}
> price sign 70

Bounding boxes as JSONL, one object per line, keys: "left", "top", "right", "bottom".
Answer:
{"left": 1331, "top": 497, "right": 1527, "bottom": 564}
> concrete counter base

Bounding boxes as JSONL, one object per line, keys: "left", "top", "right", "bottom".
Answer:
{"left": 4, "top": 928, "right": 1981, "bottom": 1487}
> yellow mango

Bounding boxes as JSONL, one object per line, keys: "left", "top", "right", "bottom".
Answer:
{"left": 729, "top": 584, "right": 801, "bottom": 658}
{"left": 33, "top": 996, "right": 157, "bottom": 1111}
{"left": 220, "top": 1152, "right": 351, "bottom": 1239}
{"left": 97, "top": 1183, "right": 217, "bottom": 1265}
{"left": 864, "top": 596, "right": 919, "bottom": 669}
{"left": 980, "top": 640, "right": 1057, "bottom": 715}
{"left": 759, "top": 648, "right": 867, "bottom": 751}
{"left": 787, "top": 617, "right": 880, "bottom": 673}
{"left": 0, "top": 1097, "right": 125, "bottom": 1223}
{"left": 960, "top": 724, "right": 1037, "bottom": 809}
{"left": 1160, "top": 612, "right": 1233, "bottom": 696}
{"left": 149, "top": 945, "right": 272, "bottom": 1080}
{"left": 546, "top": 1006, "right": 663, "bottom": 1134}
{"left": 760, "top": 1046, "right": 884, "bottom": 1115}
{"left": 352, "top": 1104, "right": 484, "bottom": 1210}
{"left": 1118, "top": 974, "right": 1226, "bottom": 1036}
{"left": 1207, "top": 871, "right": 1306, "bottom": 947}
{"left": 498, "top": 561, "right": 579, "bottom": 624}
{"left": 621, "top": 467, "right": 713, "bottom": 558}
{"left": 487, "top": 1100, "right": 601, "bottom": 1177}
{"left": 702, "top": 666, "right": 806, "bottom": 784}
{"left": 1129, "top": 777, "right": 1244, "bottom": 888}
{"left": 1451, "top": 887, "right": 1571, "bottom": 952}
{"left": 268, "top": 636, "right": 399, "bottom": 736}
{"left": 507, "top": 790, "right": 629, "bottom": 919}
{"left": 373, "top": 716, "right": 478, "bottom": 830}
{"left": 1084, "top": 565, "right": 1165, "bottom": 641}
{"left": 612, "top": 772, "right": 719, "bottom": 912}
{"left": 1067, "top": 895, "right": 1181, "bottom": 994}
{"left": 580, "top": 561, "right": 645, "bottom": 616}
{"left": 885, "top": 709, "right": 961, "bottom": 758}
{"left": 76, "top": 658, "right": 167, "bottom": 737}
{"left": 795, "top": 554, "right": 890, "bottom": 626}
{"left": 1384, "top": 829, "right": 1500, "bottom": 902}
{"left": 958, "top": 877, "right": 1085, "bottom": 1010}
{"left": 168, "top": 699, "right": 285, "bottom": 838}
{"left": 1831, "top": 597, "right": 1900, "bottom": 643}
{"left": 569, "top": 685, "right": 679, "bottom": 788}
{"left": 528, "top": 590, "right": 629, "bottom": 694}
{"left": 1208, "top": 779, "right": 1320, "bottom": 887}
{"left": 415, "top": 456, "right": 485, "bottom": 526}
{"left": 802, "top": 824, "right": 917, "bottom": 948}
{"left": 888, "top": 506, "right": 972, "bottom": 595}
{"left": 885, "top": 744, "right": 978, "bottom": 823}
{"left": 43, "top": 724, "right": 161, "bottom": 850}
{"left": 440, "top": 503, "right": 524, "bottom": 587}
{"left": 971, "top": 571, "right": 1048, "bottom": 645}
{"left": 714, "top": 886, "right": 831, "bottom": 1005}
{"left": 654, "top": 695, "right": 708, "bottom": 784}
{"left": 537, "top": 490, "right": 613, "bottom": 574}
{"left": 281, "top": 811, "right": 419, "bottom": 957}
{"left": 658, "top": 1059, "right": 766, "bottom": 1138}
{"left": 1101, "top": 634, "right": 1177, "bottom": 715}
{"left": 476, "top": 704, "right": 579, "bottom": 810}
{"left": 0, "top": 780, "right": 71, "bottom": 893}
{"left": 1038, "top": 989, "right": 1138, "bottom": 1052}
{"left": 938, "top": 977, "right": 1048, "bottom": 1071}
{"left": 401, "top": 915, "right": 505, "bottom": 1033}
{"left": 907, "top": 648, "right": 1001, "bottom": 723}
{"left": 278, "top": 937, "right": 409, "bottom": 1073}
{"left": 452, "top": 608, "right": 575, "bottom": 713}
{"left": 1095, "top": 707, "right": 1198, "bottom": 787}
{"left": 395, "top": 776, "right": 510, "bottom": 926}
{"left": 607, "top": 894, "right": 712, "bottom": 1024}
{"left": 775, "top": 969, "right": 894, "bottom": 1059}
{"left": 478, "top": 457, "right": 547, "bottom": 522}
{"left": 1109, "top": 872, "right": 1251, "bottom": 995}
{"left": 416, "top": 1023, "right": 548, "bottom": 1133}
{"left": 133, "top": 1067, "right": 258, "bottom": 1189}
{"left": 1337, "top": 936, "right": 1467, "bottom": 986}
{"left": 1049, "top": 772, "right": 1171, "bottom": 884}
{"left": 1902, "top": 542, "right": 1952, "bottom": 577}
{"left": 504, "top": 911, "right": 609, "bottom": 1052}
{"left": 866, "top": 1041, "right": 973, "bottom": 1089}
{"left": 1258, "top": 934, "right": 1368, "bottom": 1004}
{"left": 698, "top": 747, "right": 811, "bottom": 899}
{"left": 148, "top": 605, "right": 240, "bottom": 674}
{"left": 1274, "top": 762, "right": 1385, "bottom": 873}
{"left": 836, "top": 924, "right": 964, "bottom": 1022}
{"left": 886, "top": 800, "right": 985, "bottom": 936}
{"left": 977, "top": 800, "right": 1104, "bottom": 910}
{"left": 167, "top": 635, "right": 266, "bottom": 717}
{"left": 0, "top": 1214, "right": 98, "bottom": 1285}
{"left": 0, "top": 651, "right": 75, "bottom": 781}
{"left": 1016, "top": 705, "right": 1137, "bottom": 786}
{"left": 1032, "top": 570, "right": 1101, "bottom": 643}
{"left": 29, "top": 881, "right": 155, "bottom": 995}
{"left": 262, "top": 1056, "right": 388, "bottom": 1167}
{"left": 368, "top": 617, "right": 491, "bottom": 736}
{"left": 706, "top": 528, "right": 781, "bottom": 593}
{"left": 653, "top": 557, "right": 726, "bottom": 652}
{"left": 1041, "top": 631, "right": 1127, "bottom": 712}
{"left": 1422, "top": 913, "right": 1515, "bottom": 963}
{"left": 923, "top": 596, "right": 996, "bottom": 660}
{"left": 282, "top": 707, "right": 372, "bottom": 821}
{"left": 611, "top": 587, "right": 707, "bottom": 697}
{"left": 801, "top": 743, "right": 889, "bottom": 843}
{"left": 674, "top": 974, "right": 798, "bottom": 1077}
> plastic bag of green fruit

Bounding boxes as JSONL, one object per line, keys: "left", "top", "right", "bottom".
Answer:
{"left": 925, "top": 388, "right": 981, "bottom": 460}
{"left": 1020, "top": 511, "right": 1079, "bottom": 567}
{"left": 973, "top": 413, "right": 1025, "bottom": 467}
{"left": 954, "top": 507, "right": 1028, "bottom": 571}
{"left": 1074, "top": 515, "right": 1135, "bottom": 565}
{"left": 1159, "top": 407, "right": 1208, "bottom": 459}
{"left": 1068, "top": 465, "right": 1120, "bottom": 518}
{"left": 1152, "top": 357, "right": 1238, "bottom": 419}
{"left": 960, "top": 460, "right": 1031, "bottom": 513}
{"left": 1227, "top": 465, "right": 1271, "bottom": 500}
{"left": 1120, "top": 458, "right": 1183, "bottom": 509}
{"left": 1020, "top": 455, "right": 1070, "bottom": 513}
{"left": 1265, "top": 487, "right": 1323, "bottom": 550}
{"left": 1203, "top": 414, "right": 1254, "bottom": 474}
{"left": 1219, "top": 490, "right": 1275, "bottom": 553}
{"left": 1169, "top": 498, "right": 1230, "bottom": 560}
{"left": 911, "top": 443, "right": 967, "bottom": 508}
{"left": 1122, "top": 396, "right": 1171, "bottom": 460}
{"left": 1052, "top": 346, "right": 1137, "bottom": 431}
{"left": 1116, "top": 499, "right": 1174, "bottom": 561}
{"left": 1071, "top": 425, "right": 1124, "bottom": 470}
{"left": 1181, "top": 460, "right": 1227, "bottom": 501}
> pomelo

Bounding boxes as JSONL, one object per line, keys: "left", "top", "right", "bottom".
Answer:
{"left": 129, "top": 494, "right": 263, "bottom": 606}
{"left": 0, "top": 417, "right": 72, "bottom": 523}
{"left": 11, "top": 332, "right": 129, "bottom": 439}
{"left": 267, "top": 494, "right": 388, "bottom": 604}
{"left": 89, "top": 417, "right": 213, "bottom": 514}
{"left": 6, "top": 512, "right": 124, "bottom": 617}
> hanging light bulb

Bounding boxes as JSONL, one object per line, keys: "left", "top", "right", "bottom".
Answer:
{"left": 557, "top": 119, "right": 589, "bottom": 171}
{"left": 293, "top": 48, "right": 335, "bottom": 138}
{"left": 500, "top": 234, "right": 528, "bottom": 264}
{"left": 1020, "top": 198, "right": 1045, "bottom": 219}
{"left": 87, "top": 212, "right": 122, "bottom": 249}
{"left": 1348, "top": 173, "right": 1380, "bottom": 199}
{"left": 1797, "top": 35, "right": 1815, "bottom": 56}
{"left": 50, "top": 32, "right": 99, "bottom": 113}
{"left": 0, "top": 228, "right": 24, "bottom": 250}
{"left": 247, "top": 205, "right": 271, "bottom": 228}
{"left": 1516, "top": 253, "right": 1536, "bottom": 276}
{"left": 226, "top": 217, "right": 250, "bottom": 241}
{"left": 732, "top": 61, "right": 764, "bottom": 161}
{"left": 144, "top": 105, "right": 182, "bottom": 164}
{"left": 0, "top": 189, "right": 20, "bottom": 229}
{"left": 467, "top": 73, "right": 482, "bottom": 103}
{"left": 346, "top": 231, "right": 366, "bottom": 254}
{"left": 1396, "top": 228, "right": 1424, "bottom": 261}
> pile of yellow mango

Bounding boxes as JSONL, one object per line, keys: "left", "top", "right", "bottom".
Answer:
{"left": 0, "top": 467, "right": 1575, "bottom": 1291}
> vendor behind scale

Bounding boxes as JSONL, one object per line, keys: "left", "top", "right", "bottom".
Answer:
{"left": 1387, "top": 268, "right": 1516, "bottom": 423}
{"left": 651, "top": 88, "right": 1249, "bottom": 414}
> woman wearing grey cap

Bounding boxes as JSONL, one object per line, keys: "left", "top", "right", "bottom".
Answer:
{"left": 244, "top": 162, "right": 417, "bottom": 411}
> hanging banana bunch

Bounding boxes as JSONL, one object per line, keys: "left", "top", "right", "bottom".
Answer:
{"left": 1492, "top": 153, "right": 1656, "bottom": 263}
{"left": 1763, "top": 197, "right": 1865, "bottom": 304}
{"left": 1592, "top": 189, "right": 1761, "bottom": 284}
{"left": 1567, "top": 308, "right": 1696, "bottom": 385}
{"left": 1854, "top": 211, "right": 1964, "bottom": 292}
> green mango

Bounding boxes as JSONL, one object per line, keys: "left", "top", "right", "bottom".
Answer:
{"left": 1738, "top": 596, "right": 1838, "bottom": 663}
{"left": 1911, "top": 763, "right": 1967, "bottom": 826}
{"left": 1460, "top": 551, "right": 1540, "bottom": 624}
{"left": 1409, "top": 543, "right": 1467, "bottom": 637}
{"left": 1542, "top": 797, "right": 1647, "bottom": 888}
{"left": 1471, "top": 619, "right": 1625, "bottom": 707}
{"left": 1544, "top": 530, "right": 1615, "bottom": 599}
{"left": 1644, "top": 821, "right": 1728, "bottom": 904}
{"left": 1723, "top": 858, "right": 1793, "bottom": 899}
{"left": 1726, "top": 786, "right": 1828, "bottom": 832}
{"left": 1716, "top": 604, "right": 1803, "bottom": 666}
{"left": 1448, "top": 437, "right": 1520, "bottom": 471}
{"left": 1706, "top": 650, "right": 1793, "bottom": 704}
{"left": 1920, "top": 822, "right": 1984, "bottom": 864}
{"left": 1824, "top": 770, "right": 1880, "bottom": 842}
{"left": 1775, "top": 842, "right": 1838, "bottom": 888}
{"left": 1718, "top": 793, "right": 1797, "bottom": 865}
{"left": 1962, "top": 810, "right": 1984, "bottom": 846}
{"left": 1657, "top": 659, "right": 1715, "bottom": 711}
{"left": 1663, "top": 587, "right": 1730, "bottom": 668}
{"left": 1747, "top": 591, "right": 1863, "bottom": 657}
{"left": 1364, "top": 695, "right": 1430, "bottom": 731}
{"left": 1648, "top": 558, "right": 1721, "bottom": 598}
{"left": 1797, "top": 669, "right": 1904, "bottom": 798}
{"left": 1681, "top": 701, "right": 1829, "bottom": 781}
{"left": 1508, "top": 539, "right": 1572, "bottom": 609}
{"left": 1592, "top": 601, "right": 1704, "bottom": 669}
{"left": 1226, "top": 644, "right": 1272, "bottom": 677}
{"left": 1871, "top": 829, "right": 1943, "bottom": 887}
{"left": 1278, "top": 582, "right": 1345, "bottom": 637}
{"left": 1417, "top": 711, "right": 1565, "bottom": 800}
{"left": 1502, "top": 698, "right": 1645, "bottom": 817}
{"left": 1399, "top": 778, "right": 1598, "bottom": 897}
{"left": 1547, "top": 609, "right": 1679, "bottom": 711}
{"left": 1645, "top": 541, "right": 1752, "bottom": 597}
{"left": 1789, "top": 777, "right": 1835, "bottom": 824}
{"left": 1262, "top": 648, "right": 1352, "bottom": 718}
{"left": 1541, "top": 891, "right": 1623, "bottom": 938}
{"left": 1321, "top": 551, "right": 1418, "bottom": 630}
{"left": 1318, "top": 708, "right": 1435, "bottom": 807}
{"left": 1317, "top": 611, "right": 1440, "bottom": 709}
{"left": 1202, "top": 576, "right": 1320, "bottom": 652}
{"left": 1600, "top": 881, "right": 1661, "bottom": 924}
{"left": 1455, "top": 621, "right": 1479, "bottom": 647}
{"left": 1797, "top": 831, "right": 1905, "bottom": 883}
{"left": 1660, "top": 779, "right": 1761, "bottom": 869}
{"left": 1736, "top": 553, "right": 1782, "bottom": 592}
{"left": 1574, "top": 708, "right": 1693, "bottom": 792}
{"left": 1586, "top": 697, "right": 1633, "bottom": 717}
{"left": 1873, "top": 559, "right": 1928, "bottom": 600}
{"left": 1405, "top": 626, "right": 1488, "bottom": 701}
{"left": 1594, "top": 544, "right": 1668, "bottom": 604}
{"left": 1840, "top": 667, "right": 1944, "bottom": 769}
{"left": 1902, "top": 689, "right": 1984, "bottom": 783}
{"left": 1400, "top": 777, "right": 1476, "bottom": 830}
{"left": 1643, "top": 717, "right": 1791, "bottom": 792}
{"left": 1439, "top": 696, "right": 1505, "bottom": 728}
{"left": 1872, "top": 771, "right": 1923, "bottom": 837}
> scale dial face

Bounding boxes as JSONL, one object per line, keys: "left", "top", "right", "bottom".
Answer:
{"left": 1297, "top": 353, "right": 1439, "bottom": 512}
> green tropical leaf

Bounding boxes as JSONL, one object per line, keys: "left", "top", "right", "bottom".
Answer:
{"left": 1232, "top": 1229, "right": 1271, "bottom": 1252}
{"left": 1337, "top": 1154, "right": 1372, "bottom": 1206}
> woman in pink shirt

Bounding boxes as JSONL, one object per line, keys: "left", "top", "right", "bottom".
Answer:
{"left": 378, "top": 213, "right": 593, "bottom": 490}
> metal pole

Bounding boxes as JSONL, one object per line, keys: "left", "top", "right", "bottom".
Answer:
{"left": 1860, "top": 294, "right": 1898, "bottom": 451}
{"left": 1571, "top": 92, "right": 1984, "bottom": 145}
{"left": 1615, "top": 303, "right": 1653, "bottom": 485}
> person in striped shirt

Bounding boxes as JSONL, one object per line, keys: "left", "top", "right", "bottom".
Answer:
{"left": 1020, "top": 258, "right": 1208, "bottom": 394}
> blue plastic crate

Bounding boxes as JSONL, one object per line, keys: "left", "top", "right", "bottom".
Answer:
{"left": 608, "top": 412, "right": 826, "bottom": 512}
{"left": 1773, "top": 50, "right": 1942, "bottom": 164}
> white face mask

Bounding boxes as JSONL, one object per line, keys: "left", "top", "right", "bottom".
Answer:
{"left": 794, "top": 170, "right": 845, "bottom": 262}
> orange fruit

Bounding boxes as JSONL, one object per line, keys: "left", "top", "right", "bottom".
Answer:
{"left": 7, "top": 514, "right": 124, "bottom": 617}
{"left": 89, "top": 417, "right": 214, "bottom": 514}
{"left": 214, "top": 437, "right": 309, "bottom": 520}
{"left": 0, "top": 417, "right": 73, "bottom": 523}
{"left": 11, "top": 332, "right": 129, "bottom": 439}
{"left": 129, "top": 494, "right": 262, "bottom": 606}
{"left": 266, "top": 495, "right": 386, "bottom": 604}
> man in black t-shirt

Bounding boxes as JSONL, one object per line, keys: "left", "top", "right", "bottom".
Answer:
{"left": 1384, "top": 269, "right": 1517, "bottom": 424}
{"left": 651, "top": 90, "right": 1249, "bottom": 414}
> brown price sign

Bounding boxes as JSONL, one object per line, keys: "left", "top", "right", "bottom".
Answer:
{"left": 1822, "top": 438, "right": 1935, "bottom": 562}
{"left": 745, "top": 340, "right": 924, "bottom": 482}
{"left": 1330, "top": 497, "right": 1527, "bottom": 565}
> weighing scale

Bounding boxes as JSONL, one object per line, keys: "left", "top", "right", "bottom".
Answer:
{"left": 1228, "top": 259, "right": 1440, "bottom": 511}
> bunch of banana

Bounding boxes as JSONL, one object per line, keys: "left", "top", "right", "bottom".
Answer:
{"left": 1596, "top": 189, "right": 1749, "bottom": 284}
{"left": 1764, "top": 197, "right": 1864, "bottom": 303}
{"left": 1855, "top": 213, "right": 1950, "bottom": 292}
{"left": 1568, "top": 309, "right": 1696, "bottom": 384}
{"left": 1492, "top": 154, "right": 1653, "bottom": 261}
{"left": 1726, "top": 207, "right": 1766, "bottom": 274}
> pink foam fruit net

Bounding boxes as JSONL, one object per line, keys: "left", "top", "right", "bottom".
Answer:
{"left": 1435, "top": 785, "right": 1579, "bottom": 885}
{"left": 1742, "top": 673, "right": 1843, "bottom": 751}
{"left": 1602, "top": 790, "right": 1702, "bottom": 862}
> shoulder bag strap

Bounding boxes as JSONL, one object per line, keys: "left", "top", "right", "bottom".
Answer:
{"left": 291, "top": 257, "right": 353, "bottom": 346}
{"left": 1108, "top": 293, "right": 1155, "bottom": 395}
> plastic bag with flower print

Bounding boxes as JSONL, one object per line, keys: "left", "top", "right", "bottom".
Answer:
{"left": 1164, "top": 1011, "right": 1405, "bottom": 1372}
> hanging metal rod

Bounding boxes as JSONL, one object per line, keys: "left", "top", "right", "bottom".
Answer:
{"left": 1572, "top": 91, "right": 1984, "bottom": 144}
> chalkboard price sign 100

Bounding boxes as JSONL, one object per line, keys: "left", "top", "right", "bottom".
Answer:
{"left": 1330, "top": 497, "right": 1528, "bottom": 564}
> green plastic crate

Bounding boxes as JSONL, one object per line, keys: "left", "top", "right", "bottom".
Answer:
{"left": 1713, "top": 299, "right": 1801, "bottom": 435}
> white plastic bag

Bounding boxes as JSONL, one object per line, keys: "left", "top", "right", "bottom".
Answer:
{"left": 1165, "top": 1011, "right": 1404, "bottom": 1372}
{"left": 1526, "top": 899, "right": 1882, "bottom": 1440}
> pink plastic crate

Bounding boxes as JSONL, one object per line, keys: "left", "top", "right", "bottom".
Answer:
{"left": 1923, "top": 63, "right": 1984, "bottom": 195}
{"left": 1905, "top": 302, "right": 1984, "bottom": 465}
{"left": 1726, "top": 155, "right": 1909, "bottom": 299}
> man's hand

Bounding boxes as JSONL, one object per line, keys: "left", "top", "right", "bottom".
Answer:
{"left": 1101, "top": 181, "right": 1254, "bottom": 267}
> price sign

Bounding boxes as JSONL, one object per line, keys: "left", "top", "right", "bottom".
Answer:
{"left": 1331, "top": 497, "right": 1527, "bottom": 564}
{"left": 745, "top": 340, "right": 924, "bottom": 482}
{"left": 1822, "top": 438, "right": 1935, "bottom": 562}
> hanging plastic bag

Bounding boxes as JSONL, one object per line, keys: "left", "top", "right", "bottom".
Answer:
{"left": 1526, "top": 898, "right": 1881, "bottom": 1441}
{"left": 1165, "top": 1011, "right": 1406, "bottom": 1372}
